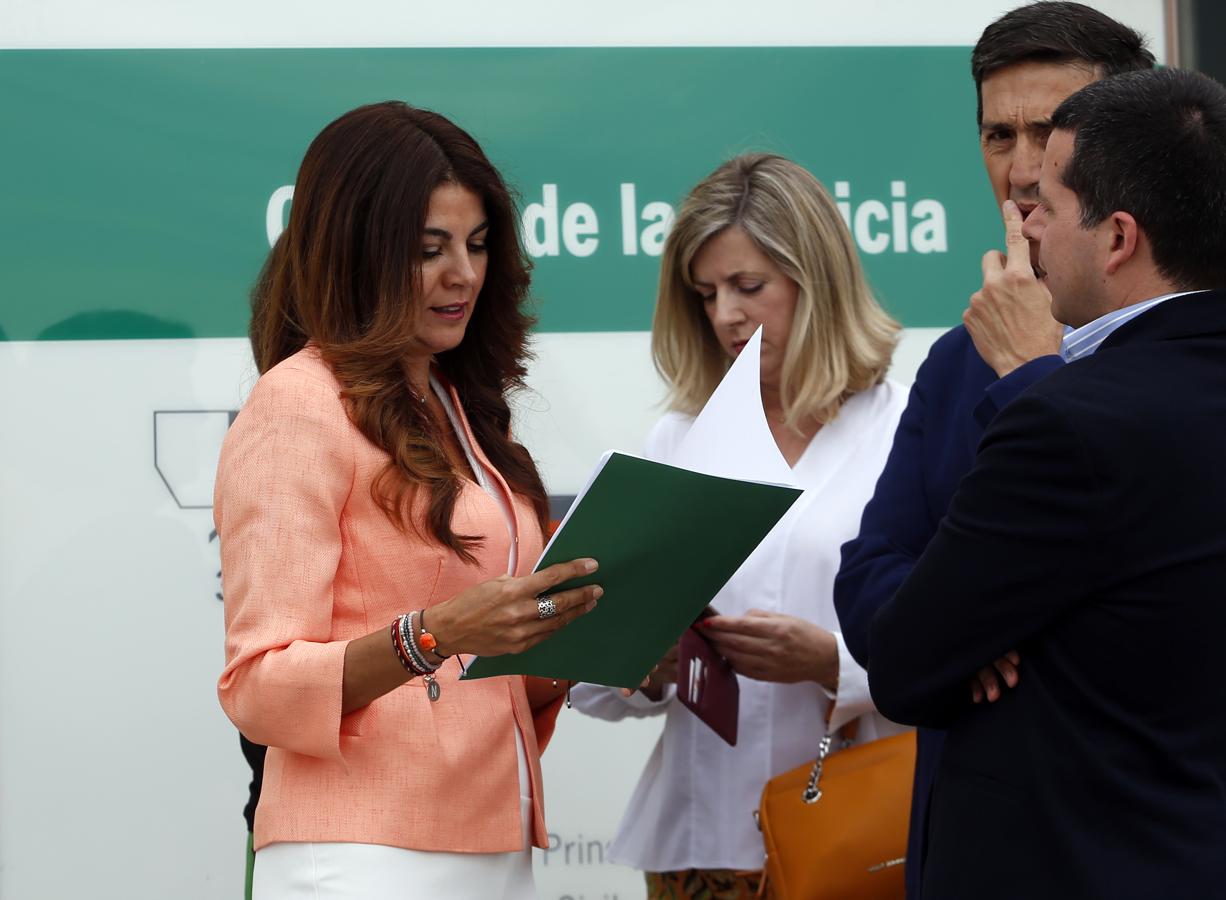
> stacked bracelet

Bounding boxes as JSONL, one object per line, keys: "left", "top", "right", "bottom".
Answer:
{"left": 390, "top": 617, "right": 418, "bottom": 675}
{"left": 391, "top": 613, "right": 439, "bottom": 676}
{"left": 391, "top": 611, "right": 444, "bottom": 702}
{"left": 403, "top": 611, "right": 439, "bottom": 674}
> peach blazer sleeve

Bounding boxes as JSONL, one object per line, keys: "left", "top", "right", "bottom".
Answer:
{"left": 215, "top": 365, "right": 355, "bottom": 764}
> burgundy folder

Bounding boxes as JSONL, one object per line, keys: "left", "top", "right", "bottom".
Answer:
{"left": 676, "top": 625, "right": 740, "bottom": 746}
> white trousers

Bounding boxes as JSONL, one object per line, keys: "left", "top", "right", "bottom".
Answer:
{"left": 253, "top": 731, "right": 536, "bottom": 899}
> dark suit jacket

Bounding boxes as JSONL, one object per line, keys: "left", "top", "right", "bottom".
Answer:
{"left": 870, "top": 290, "right": 1226, "bottom": 900}
{"left": 834, "top": 325, "right": 1061, "bottom": 898}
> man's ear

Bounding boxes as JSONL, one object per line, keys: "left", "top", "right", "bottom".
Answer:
{"left": 1104, "top": 211, "right": 1139, "bottom": 276}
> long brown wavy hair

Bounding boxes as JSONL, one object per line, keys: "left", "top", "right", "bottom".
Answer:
{"left": 250, "top": 101, "right": 548, "bottom": 562}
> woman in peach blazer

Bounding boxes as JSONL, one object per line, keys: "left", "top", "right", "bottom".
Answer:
{"left": 216, "top": 102, "right": 602, "bottom": 900}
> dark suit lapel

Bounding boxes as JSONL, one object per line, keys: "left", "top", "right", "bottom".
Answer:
{"left": 1100, "top": 289, "right": 1226, "bottom": 351}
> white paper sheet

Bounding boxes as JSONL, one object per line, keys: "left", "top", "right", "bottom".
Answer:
{"left": 669, "top": 327, "right": 796, "bottom": 486}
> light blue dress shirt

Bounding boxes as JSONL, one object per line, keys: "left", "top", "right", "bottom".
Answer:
{"left": 1059, "top": 291, "right": 1206, "bottom": 362}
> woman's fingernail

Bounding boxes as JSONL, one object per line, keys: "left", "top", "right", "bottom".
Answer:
{"left": 592, "top": 586, "right": 604, "bottom": 600}
{"left": 583, "top": 559, "right": 598, "bottom": 572}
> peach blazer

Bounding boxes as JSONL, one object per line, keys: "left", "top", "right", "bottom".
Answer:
{"left": 215, "top": 347, "right": 556, "bottom": 853}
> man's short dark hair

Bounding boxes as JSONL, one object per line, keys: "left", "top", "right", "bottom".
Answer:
{"left": 1052, "top": 68, "right": 1226, "bottom": 291}
{"left": 972, "top": 2, "right": 1154, "bottom": 123}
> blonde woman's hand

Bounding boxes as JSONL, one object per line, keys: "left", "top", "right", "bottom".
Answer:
{"left": 621, "top": 643, "right": 679, "bottom": 699}
{"left": 701, "top": 609, "right": 839, "bottom": 689}
{"left": 425, "top": 558, "right": 602, "bottom": 658}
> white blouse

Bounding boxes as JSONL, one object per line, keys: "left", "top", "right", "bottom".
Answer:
{"left": 570, "top": 380, "right": 911, "bottom": 873}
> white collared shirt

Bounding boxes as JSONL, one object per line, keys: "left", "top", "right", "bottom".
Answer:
{"left": 570, "top": 380, "right": 911, "bottom": 873}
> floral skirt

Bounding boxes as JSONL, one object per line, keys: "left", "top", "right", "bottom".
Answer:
{"left": 645, "top": 868, "right": 765, "bottom": 900}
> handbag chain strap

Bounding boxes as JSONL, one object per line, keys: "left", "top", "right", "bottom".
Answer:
{"left": 803, "top": 707, "right": 860, "bottom": 804}
{"left": 802, "top": 733, "right": 834, "bottom": 804}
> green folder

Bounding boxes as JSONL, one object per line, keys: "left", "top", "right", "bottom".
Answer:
{"left": 461, "top": 451, "right": 802, "bottom": 688}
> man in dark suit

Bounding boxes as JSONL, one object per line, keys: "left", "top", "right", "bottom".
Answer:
{"left": 833, "top": 5, "right": 1153, "bottom": 896}
{"left": 869, "top": 67, "right": 1226, "bottom": 899}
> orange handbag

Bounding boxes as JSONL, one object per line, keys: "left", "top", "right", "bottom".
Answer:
{"left": 757, "top": 727, "right": 916, "bottom": 899}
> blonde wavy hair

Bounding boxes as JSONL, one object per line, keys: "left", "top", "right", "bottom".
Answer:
{"left": 652, "top": 153, "right": 900, "bottom": 429}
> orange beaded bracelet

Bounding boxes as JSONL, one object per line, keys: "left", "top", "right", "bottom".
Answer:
{"left": 419, "top": 609, "right": 445, "bottom": 656}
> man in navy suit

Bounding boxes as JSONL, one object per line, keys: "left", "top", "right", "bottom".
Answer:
{"left": 833, "top": 4, "right": 1153, "bottom": 896}
{"left": 870, "top": 67, "right": 1226, "bottom": 899}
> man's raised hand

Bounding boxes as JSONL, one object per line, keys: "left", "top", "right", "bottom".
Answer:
{"left": 964, "top": 199, "right": 1063, "bottom": 377}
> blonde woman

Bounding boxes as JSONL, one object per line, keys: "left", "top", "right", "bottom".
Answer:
{"left": 571, "top": 153, "right": 910, "bottom": 899}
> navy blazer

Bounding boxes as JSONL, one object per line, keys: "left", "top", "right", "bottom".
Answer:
{"left": 870, "top": 291, "right": 1226, "bottom": 899}
{"left": 834, "top": 325, "right": 1062, "bottom": 899}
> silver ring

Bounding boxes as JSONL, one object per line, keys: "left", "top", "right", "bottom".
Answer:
{"left": 537, "top": 596, "right": 558, "bottom": 620}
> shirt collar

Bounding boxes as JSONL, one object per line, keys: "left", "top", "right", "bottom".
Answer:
{"left": 1059, "top": 291, "right": 1207, "bottom": 363}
